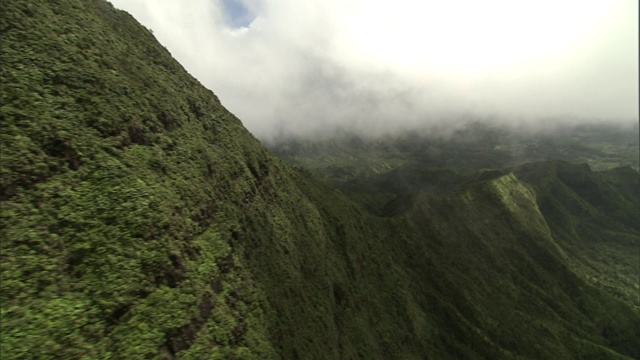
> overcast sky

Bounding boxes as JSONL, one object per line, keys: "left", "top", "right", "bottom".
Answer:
{"left": 109, "top": 0, "right": 638, "bottom": 140}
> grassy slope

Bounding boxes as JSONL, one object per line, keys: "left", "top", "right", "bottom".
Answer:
{"left": 1, "top": 1, "right": 638, "bottom": 359}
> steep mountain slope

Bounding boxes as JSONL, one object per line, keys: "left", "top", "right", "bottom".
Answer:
{"left": 400, "top": 171, "right": 639, "bottom": 358}
{"left": 1, "top": 1, "right": 638, "bottom": 359}
{"left": 272, "top": 129, "right": 640, "bottom": 357}
{"left": 1, "top": 1, "right": 280, "bottom": 357}
{"left": 514, "top": 162, "right": 640, "bottom": 314}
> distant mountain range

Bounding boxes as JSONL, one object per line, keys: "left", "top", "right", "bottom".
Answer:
{"left": 270, "top": 120, "right": 639, "bottom": 178}
{"left": 2, "top": 1, "right": 638, "bottom": 359}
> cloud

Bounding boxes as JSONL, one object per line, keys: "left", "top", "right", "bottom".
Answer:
{"left": 108, "top": 0, "right": 638, "bottom": 140}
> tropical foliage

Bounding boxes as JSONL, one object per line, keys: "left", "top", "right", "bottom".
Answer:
{"left": 1, "top": 1, "right": 638, "bottom": 359}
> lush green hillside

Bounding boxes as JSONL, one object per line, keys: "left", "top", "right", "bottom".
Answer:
{"left": 514, "top": 162, "right": 640, "bottom": 314}
{"left": 400, "top": 171, "right": 639, "bottom": 358}
{"left": 1, "top": 1, "right": 638, "bottom": 359}
{"left": 272, "top": 129, "right": 640, "bottom": 357}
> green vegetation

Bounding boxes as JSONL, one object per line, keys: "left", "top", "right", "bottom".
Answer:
{"left": 270, "top": 121, "right": 639, "bottom": 183}
{"left": 1, "top": 1, "right": 639, "bottom": 359}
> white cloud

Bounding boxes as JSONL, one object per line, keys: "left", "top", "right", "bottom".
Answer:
{"left": 109, "top": 0, "right": 638, "bottom": 139}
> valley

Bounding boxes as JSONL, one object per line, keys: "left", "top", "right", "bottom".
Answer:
{"left": 1, "top": 1, "right": 638, "bottom": 359}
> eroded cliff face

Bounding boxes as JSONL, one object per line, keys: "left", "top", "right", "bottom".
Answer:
{"left": 1, "top": 1, "right": 638, "bottom": 359}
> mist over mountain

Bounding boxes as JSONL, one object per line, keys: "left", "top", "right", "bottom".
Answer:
{"left": 269, "top": 120, "right": 639, "bottom": 181}
{"left": 108, "top": 0, "right": 639, "bottom": 140}
{"left": 1, "top": 1, "right": 639, "bottom": 359}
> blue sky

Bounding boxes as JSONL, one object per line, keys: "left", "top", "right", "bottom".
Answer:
{"left": 221, "top": 0, "right": 254, "bottom": 28}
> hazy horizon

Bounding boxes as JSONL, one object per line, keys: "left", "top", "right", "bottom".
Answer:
{"left": 108, "top": 0, "right": 639, "bottom": 140}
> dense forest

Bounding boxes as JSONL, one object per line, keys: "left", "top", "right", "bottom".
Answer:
{"left": 1, "top": 1, "right": 638, "bottom": 359}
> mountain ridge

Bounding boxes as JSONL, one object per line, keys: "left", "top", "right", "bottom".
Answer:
{"left": 1, "top": 1, "right": 638, "bottom": 359}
